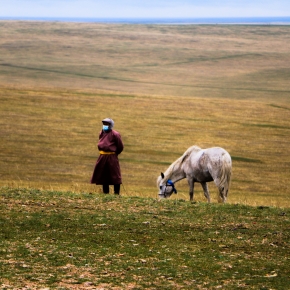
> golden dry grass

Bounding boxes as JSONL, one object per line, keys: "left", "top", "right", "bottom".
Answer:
{"left": 0, "top": 21, "right": 289, "bottom": 207}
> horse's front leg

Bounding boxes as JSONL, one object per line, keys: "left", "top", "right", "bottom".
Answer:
{"left": 201, "top": 182, "right": 211, "bottom": 203}
{"left": 187, "top": 178, "right": 195, "bottom": 201}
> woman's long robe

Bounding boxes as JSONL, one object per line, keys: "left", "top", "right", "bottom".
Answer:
{"left": 90, "top": 130, "right": 124, "bottom": 185}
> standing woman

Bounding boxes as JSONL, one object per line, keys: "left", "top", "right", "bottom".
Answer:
{"left": 91, "top": 118, "right": 124, "bottom": 194}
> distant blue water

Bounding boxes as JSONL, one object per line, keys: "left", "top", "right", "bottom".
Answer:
{"left": 1, "top": 16, "right": 290, "bottom": 25}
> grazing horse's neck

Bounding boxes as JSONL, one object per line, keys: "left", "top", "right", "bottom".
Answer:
{"left": 170, "top": 172, "right": 186, "bottom": 183}
{"left": 164, "top": 159, "right": 186, "bottom": 183}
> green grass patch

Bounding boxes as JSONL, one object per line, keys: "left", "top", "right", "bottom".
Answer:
{"left": 0, "top": 187, "right": 289, "bottom": 289}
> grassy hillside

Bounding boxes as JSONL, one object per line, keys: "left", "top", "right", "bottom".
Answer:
{"left": 0, "top": 187, "right": 289, "bottom": 289}
{"left": 0, "top": 22, "right": 289, "bottom": 206}
{"left": 0, "top": 87, "right": 289, "bottom": 206}
{"left": 0, "top": 21, "right": 290, "bottom": 289}
{"left": 0, "top": 22, "right": 290, "bottom": 101}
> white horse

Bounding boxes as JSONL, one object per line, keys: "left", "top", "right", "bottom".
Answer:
{"left": 157, "top": 146, "right": 232, "bottom": 203}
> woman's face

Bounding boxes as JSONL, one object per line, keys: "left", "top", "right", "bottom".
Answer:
{"left": 102, "top": 121, "right": 111, "bottom": 132}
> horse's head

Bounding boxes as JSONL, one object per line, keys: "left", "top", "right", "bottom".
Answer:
{"left": 157, "top": 172, "right": 177, "bottom": 199}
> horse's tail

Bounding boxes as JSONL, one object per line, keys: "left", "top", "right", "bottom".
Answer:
{"left": 217, "top": 151, "right": 232, "bottom": 203}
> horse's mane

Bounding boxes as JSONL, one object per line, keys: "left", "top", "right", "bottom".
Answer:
{"left": 163, "top": 145, "right": 201, "bottom": 180}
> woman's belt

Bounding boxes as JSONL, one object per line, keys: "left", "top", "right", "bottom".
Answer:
{"left": 99, "top": 151, "right": 115, "bottom": 155}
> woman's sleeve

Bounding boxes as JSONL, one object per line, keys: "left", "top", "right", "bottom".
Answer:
{"left": 115, "top": 132, "right": 124, "bottom": 155}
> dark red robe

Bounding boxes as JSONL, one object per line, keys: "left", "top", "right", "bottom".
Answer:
{"left": 90, "top": 130, "right": 124, "bottom": 185}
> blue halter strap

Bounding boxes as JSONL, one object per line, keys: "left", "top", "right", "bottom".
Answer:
{"left": 166, "top": 179, "right": 177, "bottom": 194}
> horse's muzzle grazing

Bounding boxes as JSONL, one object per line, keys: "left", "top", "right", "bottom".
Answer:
{"left": 158, "top": 180, "right": 177, "bottom": 199}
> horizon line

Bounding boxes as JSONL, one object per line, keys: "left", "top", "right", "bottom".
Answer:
{"left": 1, "top": 16, "right": 290, "bottom": 19}
{"left": 1, "top": 16, "right": 290, "bottom": 24}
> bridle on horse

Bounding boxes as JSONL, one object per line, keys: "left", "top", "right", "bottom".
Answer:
{"left": 159, "top": 179, "right": 177, "bottom": 197}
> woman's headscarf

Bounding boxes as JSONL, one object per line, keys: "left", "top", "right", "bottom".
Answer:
{"left": 102, "top": 118, "right": 114, "bottom": 129}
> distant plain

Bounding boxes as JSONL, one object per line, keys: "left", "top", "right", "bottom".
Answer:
{"left": 0, "top": 21, "right": 289, "bottom": 206}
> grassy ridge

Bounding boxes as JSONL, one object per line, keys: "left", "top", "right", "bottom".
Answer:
{"left": 1, "top": 187, "right": 289, "bottom": 289}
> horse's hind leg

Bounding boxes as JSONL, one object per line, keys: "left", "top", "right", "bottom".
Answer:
{"left": 187, "top": 178, "right": 195, "bottom": 201}
{"left": 217, "top": 185, "right": 226, "bottom": 203}
{"left": 213, "top": 178, "right": 226, "bottom": 203}
{"left": 201, "top": 182, "right": 210, "bottom": 203}
{"left": 219, "top": 188, "right": 226, "bottom": 203}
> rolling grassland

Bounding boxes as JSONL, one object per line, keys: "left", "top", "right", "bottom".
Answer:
{"left": 0, "top": 21, "right": 289, "bottom": 205}
{"left": 0, "top": 21, "right": 289, "bottom": 289}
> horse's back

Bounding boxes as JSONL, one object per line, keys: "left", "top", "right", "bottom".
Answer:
{"left": 205, "top": 147, "right": 231, "bottom": 162}
{"left": 186, "top": 146, "right": 231, "bottom": 169}
{"left": 204, "top": 147, "right": 232, "bottom": 178}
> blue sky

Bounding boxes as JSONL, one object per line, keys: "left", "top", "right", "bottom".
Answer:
{"left": 0, "top": 0, "right": 290, "bottom": 18}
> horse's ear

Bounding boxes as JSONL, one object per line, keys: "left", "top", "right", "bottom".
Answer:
{"left": 161, "top": 172, "right": 165, "bottom": 179}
